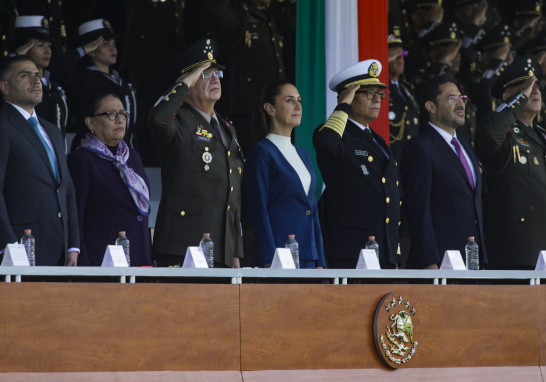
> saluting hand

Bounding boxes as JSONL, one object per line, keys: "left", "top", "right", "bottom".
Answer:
{"left": 515, "top": 76, "right": 537, "bottom": 99}
{"left": 176, "top": 62, "right": 211, "bottom": 88}
{"left": 15, "top": 39, "right": 35, "bottom": 55}
{"left": 338, "top": 84, "right": 360, "bottom": 106}
{"left": 83, "top": 36, "right": 104, "bottom": 54}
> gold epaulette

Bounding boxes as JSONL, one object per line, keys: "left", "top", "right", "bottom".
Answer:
{"left": 318, "top": 110, "right": 348, "bottom": 137}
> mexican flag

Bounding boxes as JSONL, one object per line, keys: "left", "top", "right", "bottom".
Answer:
{"left": 295, "top": 0, "right": 389, "bottom": 199}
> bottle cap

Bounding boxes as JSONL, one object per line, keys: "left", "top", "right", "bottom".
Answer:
{"left": 119, "top": 231, "right": 126, "bottom": 235}
{"left": 468, "top": 236, "right": 475, "bottom": 240}
{"left": 288, "top": 235, "right": 295, "bottom": 238}
{"left": 369, "top": 236, "right": 375, "bottom": 239}
{"left": 203, "top": 233, "right": 210, "bottom": 236}
{"left": 24, "top": 229, "right": 31, "bottom": 233}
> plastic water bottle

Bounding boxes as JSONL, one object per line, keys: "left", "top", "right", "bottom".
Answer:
{"left": 20, "top": 230, "right": 35, "bottom": 266}
{"left": 285, "top": 235, "right": 300, "bottom": 269}
{"left": 365, "top": 236, "right": 379, "bottom": 261}
{"left": 200, "top": 233, "right": 214, "bottom": 268}
{"left": 115, "top": 231, "right": 130, "bottom": 266}
{"left": 465, "top": 236, "right": 479, "bottom": 270}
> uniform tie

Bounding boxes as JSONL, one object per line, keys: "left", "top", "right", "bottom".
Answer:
{"left": 451, "top": 136, "right": 474, "bottom": 190}
{"left": 29, "top": 117, "right": 59, "bottom": 183}
{"left": 210, "top": 117, "right": 221, "bottom": 138}
{"left": 363, "top": 128, "right": 389, "bottom": 162}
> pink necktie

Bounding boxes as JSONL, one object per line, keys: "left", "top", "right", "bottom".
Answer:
{"left": 451, "top": 136, "right": 474, "bottom": 190}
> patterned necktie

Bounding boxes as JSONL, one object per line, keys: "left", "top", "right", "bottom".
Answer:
{"left": 450, "top": 136, "right": 474, "bottom": 190}
{"left": 28, "top": 117, "right": 59, "bottom": 183}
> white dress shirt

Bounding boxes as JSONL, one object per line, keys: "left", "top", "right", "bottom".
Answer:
{"left": 1, "top": 103, "right": 80, "bottom": 255}
{"left": 429, "top": 122, "right": 477, "bottom": 185}
{"left": 266, "top": 134, "right": 311, "bottom": 196}
{"left": 349, "top": 118, "right": 390, "bottom": 160}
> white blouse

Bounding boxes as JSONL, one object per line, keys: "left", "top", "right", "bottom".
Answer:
{"left": 266, "top": 134, "right": 311, "bottom": 196}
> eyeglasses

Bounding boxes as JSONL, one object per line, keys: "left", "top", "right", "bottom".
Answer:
{"left": 202, "top": 70, "right": 224, "bottom": 79}
{"left": 92, "top": 110, "right": 130, "bottom": 121}
{"left": 443, "top": 95, "right": 468, "bottom": 104}
{"left": 356, "top": 90, "right": 387, "bottom": 100}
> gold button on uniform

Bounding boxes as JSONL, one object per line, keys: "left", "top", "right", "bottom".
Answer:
{"left": 181, "top": 211, "right": 185, "bottom": 216}
{"left": 306, "top": 210, "right": 311, "bottom": 215}
{"left": 231, "top": 187, "right": 234, "bottom": 192}
{"left": 382, "top": 177, "right": 386, "bottom": 183}
{"left": 521, "top": 218, "right": 525, "bottom": 222}
{"left": 227, "top": 206, "right": 230, "bottom": 211}
{"left": 238, "top": 167, "right": 242, "bottom": 174}
{"left": 368, "top": 156, "right": 373, "bottom": 162}
{"left": 400, "top": 201, "right": 402, "bottom": 206}
{"left": 230, "top": 169, "right": 232, "bottom": 174}
{"left": 205, "top": 147, "right": 209, "bottom": 151}
{"left": 396, "top": 181, "right": 399, "bottom": 186}
{"left": 386, "top": 197, "right": 390, "bottom": 203}
{"left": 398, "top": 221, "right": 401, "bottom": 226}
{"left": 386, "top": 218, "right": 390, "bottom": 224}
{"left": 228, "top": 151, "right": 230, "bottom": 156}
{"left": 165, "top": 97, "right": 169, "bottom": 101}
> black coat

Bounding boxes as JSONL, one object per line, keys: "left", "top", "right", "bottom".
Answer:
{"left": 50, "top": 50, "right": 137, "bottom": 150}
{"left": 209, "top": 0, "right": 285, "bottom": 116}
{"left": 121, "top": 0, "right": 185, "bottom": 72}
{"left": 0, "top": 103, "right": 79, "bottom": 265}
{"left": 35, "top": 72, "right": 68, "bottom": 142}
{"left": 313, "top": 103, "right": 401, "bottom": 268}
{"left": 401, "top": 124, "right": 487, "bottom": 269}
{"left": 475, "top": 92, "right": 546, "bottom": 268}
{"left": 148, "top": 82, "right": 244, "bottom": 267}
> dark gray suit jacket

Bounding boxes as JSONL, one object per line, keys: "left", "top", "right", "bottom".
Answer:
{"left": 0, "top": 102, "right": 79, "bottom": 265}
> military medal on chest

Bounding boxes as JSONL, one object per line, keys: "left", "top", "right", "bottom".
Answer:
{"left": 202, "top": 147, "right": 212, "bottom": 171}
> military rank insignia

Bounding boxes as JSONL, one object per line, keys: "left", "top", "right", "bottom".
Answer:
{"left": 196, "top": 126, "right": 213, "bottom": 142}
{"left": 373, "top": 292, "right": 420, "bottom": 369}
{"left": 361, "top": 165, "right": 369, "bottom": 175}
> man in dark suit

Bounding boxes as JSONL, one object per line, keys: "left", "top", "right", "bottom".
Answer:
{"left": 148, "top": 39, "right": 244, "bottom": 268}
{"left": 0, "top": 55, "right": 79, "bottom": 265}
{"left": 401, "top": 75, "right": 487, "bottom": 269}
{"left": 475, "top": 57, "right": 546, "bottom": 269}
{"left": 314, "top": 59, "right": 401, "bottom": 269}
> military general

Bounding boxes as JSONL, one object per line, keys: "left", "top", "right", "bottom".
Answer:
{"left": 148, "top": 38, "right": 244, "bottom": 268}
{"left": 475, "top": 56, "right": 546, "bottom": 269}
{"left": 313, "top": 59, "right": 400, "bottom": 269}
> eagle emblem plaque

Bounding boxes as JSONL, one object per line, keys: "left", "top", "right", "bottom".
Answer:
{"left": 373, "top": 292, "right": 420, "bottom": 368}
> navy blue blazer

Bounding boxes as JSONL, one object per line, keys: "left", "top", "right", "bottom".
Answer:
{"left": 245, "top": 138, "right": 325, "bottom": 267}
{"left": 67, "top": 147, "right": 153, "bottom": 267}
{"left": 400, "top": 124, "right": 487, "bottom": 269}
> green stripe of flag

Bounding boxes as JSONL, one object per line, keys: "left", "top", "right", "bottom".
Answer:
{"left": 295, "top": 0, "right": 326, "bottom": 201}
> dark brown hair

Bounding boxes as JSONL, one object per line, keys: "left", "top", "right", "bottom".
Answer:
{"left": 250, "top": 80, "right": 293, "bottom": 143}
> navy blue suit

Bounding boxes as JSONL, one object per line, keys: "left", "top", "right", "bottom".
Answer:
{"left": 245, "top": 138, "right": 325, "bottom": 267}
{"left": 400, "top": 124, "right": 487, "bottom": 269}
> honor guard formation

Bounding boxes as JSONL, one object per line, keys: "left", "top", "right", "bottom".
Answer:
{"left": 1, "top": 0, "right": 546, "bottom": 270}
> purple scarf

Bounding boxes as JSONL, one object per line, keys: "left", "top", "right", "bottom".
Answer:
{"left": 79, "top": 134, "right": 151, "bottom": 216}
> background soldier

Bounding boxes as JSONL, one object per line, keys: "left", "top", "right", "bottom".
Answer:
{"left": 388, "top": 25, "right": 420, "bottom": 165}
{"left": 148, "top": 38, "right": 244, "bottom": 268}
{"left": 475, "top": 57, "right": 546, "bottom": 269}
{"left": 314, "top": 59, "right": 400, "bottom": 269}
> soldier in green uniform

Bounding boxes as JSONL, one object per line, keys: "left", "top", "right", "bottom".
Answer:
{"left": 415, "top": 22, "right": 478, "bottom": 143}
{"left": 475, "top": 56, "right": 546, "bottom": 269}
{"left": 148, "top": 38, "right": 244, "bottom": 268}
{"left": 388, "top": 25, "right": 420, "bottom": 165}
{"left": 467, "top": 24, "right": 513, "bottom": 124}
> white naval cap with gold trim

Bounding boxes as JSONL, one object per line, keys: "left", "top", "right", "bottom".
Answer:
{"left": 329, "top": 59, "right": 387, "bottom": 93}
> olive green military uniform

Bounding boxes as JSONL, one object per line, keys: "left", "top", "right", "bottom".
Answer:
{"left": 475, "top": 92, "right": 546, "bottom": 268}
{"left": 148, "top": 82, "right": 244, "bottom": 267}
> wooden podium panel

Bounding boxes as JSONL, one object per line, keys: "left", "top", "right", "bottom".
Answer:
{"left": 240, "top": 285, "right": 538, "bottom": 370}
{"left": 0, "top": 283, "right": 240, "bottom": 372}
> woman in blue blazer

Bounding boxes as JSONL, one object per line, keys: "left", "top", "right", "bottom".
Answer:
{"left": 246, "top": 81, "right": 325, "bottom": 268}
